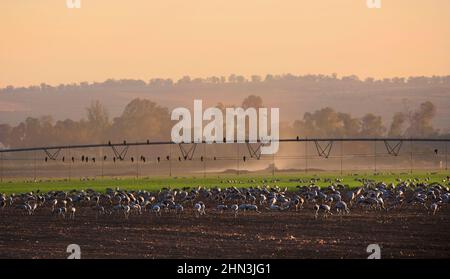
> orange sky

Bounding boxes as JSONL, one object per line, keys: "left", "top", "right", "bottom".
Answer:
{"left": 1, "top": 0, "right": 449, "bottom": 87}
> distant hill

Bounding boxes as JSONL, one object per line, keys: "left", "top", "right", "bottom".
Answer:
{"left": 1, "top": 74, "right": 450, "bottom": 132}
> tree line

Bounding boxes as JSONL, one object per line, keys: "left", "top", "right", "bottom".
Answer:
{"left": 0, "top": 96, "right": 445, "bottom": 149}
{"left": 2, "top": 74, "right": 450, "bottom": 94}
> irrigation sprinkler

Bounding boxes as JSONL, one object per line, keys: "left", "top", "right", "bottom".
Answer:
{"left": 1, "top": 137, "right": 449, "bottom": 180}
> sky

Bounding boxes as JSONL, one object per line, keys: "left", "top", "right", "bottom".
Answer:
{"left": 1, "top": 0, "right": 450, "bottom": 87}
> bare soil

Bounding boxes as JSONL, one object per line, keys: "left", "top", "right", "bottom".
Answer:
{"left": 0, "top": 205, "right": 449, "bottom": 259}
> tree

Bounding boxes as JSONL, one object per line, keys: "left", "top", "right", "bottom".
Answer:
{"left": 292, "top": 108, "right": 359, "bottom": 138}
{"left": 405, "top": 101, "right": 438, "bottom": 137}
{"left": 86, "top": 100, "right": 110, "bottom": 140}
{"left": 0, "top": 124, "right": 12, "bottom": 147}
{"left": 251, "top": 75, "right": 262, "bottom": 83}
{"left": 360, "top": 113, "right": 386, "bottom": 137}
{"left": 388, "top": 112, "right": 406, "bottom": 137}
{"left": 242, "top": 95, "right": 263, "bottom": 109}
{"left": 110, "top": 98, "right": 172, "bottom": 141}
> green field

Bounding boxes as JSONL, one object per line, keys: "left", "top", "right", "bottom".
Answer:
{"left": 0, "top": 171, "right": 448, "bottom": 194}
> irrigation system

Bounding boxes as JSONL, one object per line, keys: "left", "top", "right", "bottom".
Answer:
{"left": 0, "top": 137, "right": 449, "bottom": 182}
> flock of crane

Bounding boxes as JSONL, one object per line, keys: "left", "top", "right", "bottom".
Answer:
{"left": 1, "top": 177, "right": 449, "bottom": 220}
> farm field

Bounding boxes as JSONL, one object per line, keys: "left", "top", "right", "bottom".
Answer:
{"left": 0, "top": 205, "right": 449, "bottom": 259}
{"left": 0, "top": 171, "right": 448, "bottom": 194}
{"left": 1, "top": 171, "right": 449, "bottom": 259}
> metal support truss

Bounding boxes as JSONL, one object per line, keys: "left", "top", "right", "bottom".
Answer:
{"left": 314, "top": 141, "right": 333, "bottom": 158}
{"left": 384, "top": 140, "right": 403, "bottom": 156}
{"left": 246, "top": 142, "right": 262, "bottom": 159}
{"left": 111, "top": 145, "right": 129, "bottom": 161}
{"left": 2, "top": 138, "right": 449, "bottom": 155}
{"left": 178, "top": 143, "right": 198, "bottom": 160}
{"left": 44, "top": 148, "right": 61, "bottom": 160}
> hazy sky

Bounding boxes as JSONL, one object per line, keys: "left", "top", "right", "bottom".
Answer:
{"left": 1, "top": 0, "right": 450, "bottom": 87}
